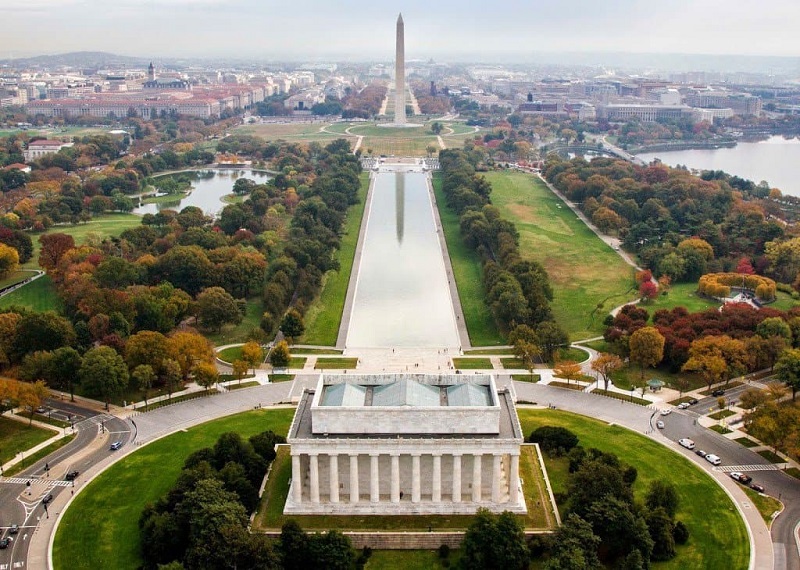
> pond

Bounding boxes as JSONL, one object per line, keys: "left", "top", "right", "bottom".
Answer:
{"left": 133, "top": 169, "right": 270, "bottom": 216}
{"left": 345, "top": 171, "right": 460, "bottom": 348}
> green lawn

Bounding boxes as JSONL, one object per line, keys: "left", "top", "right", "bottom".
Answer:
{"left": 216, "top": 345, "right": 243, "bottom": 363}
{"left": 708, "top": 410, "right": 736, "bottom": 420}
{"left": 25, "top": 213, "right": 142, "bottom": 270}
{"left": 5, "top": 434, "right": 74, "bottom": 476}
{"left": 485, "top": 172, "right": 638, "bottom": 340}
{"left": 452, "top": 357, "right": 492, "bottom": 369}
{"left": 292, "top": 348, "right": 344, "bottom": 355}
{"left": 433, "top": 174, "right": 503, "bottom": 346}
{"left": 0, "top": 275, "right": 61, "bottom": 312}
{"left": 303, "top": 172, "right": 370, "bottom": 345}
{"left": 646, "top": 282, "right": 720, "bottom": 313}
{"left": 0, "top": 415, "right": 58, "bottom": 465}
{"left": 735, "top": 437, "right": 759, "bottom": 448}
{"left": 226, "top": 381, "right": 261, "bottom": 390}
{"left": 501, "top": 357, "right": 525, "bottom": 369}
{"left": 314, "top": 357, "right": 358, "bottom": 369}
{"left": 768, "top": 290, "right": 800, "bottom": 312}
{"left": 518, "top": 409, "right": 749, "bottom": 570}
{"left": 287, "top": 356, "right": 307, "bottom": 369}
{"left": 269, "top": 374, "right": 295, "bottom": 382}
{"left": 512, "top": 374, "right": 541, "bottom": 383}
{"left": 0, "top": 270, "right": 32, "bottom": 289}
{"left": 592, "top": 388, "right": 651, "bottom": 406}
{"left": 52, "top": 408, "right": 295, "bottom": 570}
{"left": 709, "top": 425, "right": 733, "bottom": 435}
{"left": 464, "top": 347, "right": 514, "bottom": 355}
{"left": 206, "top": 297, "right": 264, "bottom": 346}
{"left": 365, "top": 550, "right": 462, "bottom": 570}
{"left": 743, "top": 487, "right": 782, "bottom": 524}
{"left": 758, "top": 449, "right": 785, "bottom": 463}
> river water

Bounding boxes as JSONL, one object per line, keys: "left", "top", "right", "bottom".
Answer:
{"left": 345, "top": 171, "right": 460, "bottom": 348}
{"left": 134, "top": 169, "right": 270, "bottom": 216}
{"left": 637, "top": 136, "right": 800, "bottom": 197}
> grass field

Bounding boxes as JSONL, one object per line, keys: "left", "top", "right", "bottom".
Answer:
{"left": 287, "top": 357, "right": 307, "bottom": 369}
{"left": 432, "top": 174, "right": 503, "bottom": 346}
{"left": 501, "top": 357, "right": 526, "bottom": 369}
{"left": 485, "top": 171, "right": 638, "bottom": 340}
{"left": 23, "top": 213, "right": 142, "bottom": 270}
{"left": 0, "top": 416, "right": 58, "bottom": 465}
{"left": 216, "top": 345, "right": 243, "bottom": 363}
{"left": 645, "top": 282, "right": 720, "bottom": 313}
{"left": 5, "top": 434, "right": 74, "bottom": 476}
{"left": 452, "top": 357, "right": 492, "bottom": 369}
{"left": 365, "top": 550, "right": 462, "bottom": 569}
{"left": 206, "top": 298, "right": 264, "bottom": 346}
{"left": 231, "top": 122, "right": 345, "bottom": 146}
{"left": 226, "top": 381, "right": 261, "bottom": 390}
{"left": 314, "top": 357, "right": 358, "bottom": 369}
{"left": 0, "top": 270, "right": 33, "bottom": 290}
{"left": 362, "top": 137, "right": 439, "bottom": 157}
{"left": 0, "top": 275, "right": 61, "bottom": 312}
{"left": 303, "top": 172, "right": 370, "bottom": 345}
{"left": 518, "top": 408, "right": 749, "bottom": 570}
{"left": 735, "top": 437, "right": 759, "bottom": 448}
{"left": 52, "top": 408, "right": 295, "bottom": 570}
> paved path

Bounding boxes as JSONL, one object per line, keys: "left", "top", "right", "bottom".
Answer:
{"left": 336, "top": 171, "right": 375, "bottom": 349}
{"left": 426, "top": 171, "right": 470, "bottom": 348}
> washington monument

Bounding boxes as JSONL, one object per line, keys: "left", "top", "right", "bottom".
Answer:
{"left": 394, "top": 13, "right": 406, "bottom": 125}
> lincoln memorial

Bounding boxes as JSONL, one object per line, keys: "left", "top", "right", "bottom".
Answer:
{"left": 284, "top": 374, "right": 527, "bottom": 515}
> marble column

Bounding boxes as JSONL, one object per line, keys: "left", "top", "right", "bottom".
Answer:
{"left": 309, "top": 453, "right": 320, "bottom": 503}
{"left": 391, "top": 454, "right": 400, "bottom": 503}
{"left": 492, "top": 454, "right": 502, "bottom": 503}
{"left": 509, "top": 453, "right": 520, "bottom": 504}
{"left": 472, "top": 453, "right": 482, "bottom": 502}
{"left": 291, "top": 453, "right": 302, "bottom": 503}
{"left": 452, "top": 453, "right": 462, "bottom": 503}
{"left": 349, "top": 454, "right": 359, "bottom": 503}
{"left": 370, "top": 454, "right": 380, "bottom": 503}
{"left": 432, "top": 454, "right": 442, "bottom": 503}
{"left": 329, "top": 454, "right": 339, "bottom": 503}
{"left": 412, "top": 453, "right": 421, "bottom": 503}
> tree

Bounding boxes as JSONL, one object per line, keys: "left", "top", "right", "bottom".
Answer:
{"left": 194, "top": 361, "right": 219, "bottom": 393}
{"left": 514, "top": 339, "right": 540, "bottom": 373}
{"left": 646, "top": 508, "right": 676, "bottom": 561}
{"left": 167, "top": 331, "right": 214, "bottom": 381}
{"left": 161, "top": 358, "right": 183, "bottom": 402}
{"left": 554, "top": 360, "right": 582, "bottom": 385}
{"left": 38, "top": 233, "right": 75, "bottom": 272}
{"left": 49, "top": 347, "right": 82, "bottom": 401}
{"left": 645, "top": 480, "right": 679, "bottom": 518}
{"left": 12, "top": 311, "right": 76, "bottom": 362}
{"left": 80, "top": 346, "right": 129, "bottom": 410}
{"left": 584, "top": 495, "right": 653, "bottom": 563}
{"left": 591, "top": 353, "right": 623, "bottom": 391}
{"left": 682, "top": 353, "right": 726, "bottom": 391}
{"left": 133, "top": 364, "right": 156, "bottom": 408}
{"left": 125, "top": 330, "right": 170, "bottom": 372}
{"left": 639, "top": 280, "right": 658, "bottom": 302}
{"left": 629, "top": 327, "right": 665, "bottom": 379}
{"left": 18, "top": 380, "right": 48, "bottom": 425}
{"left": 775, "top": 348, "right": 800, "bottom": 400}
{"left": 544, "top": 514, "right": 601, "bottom": 570}
{"left": 241, "top": 341, "right": 264, "bottom": 374}
{"left": 0, "top": 244, "right": 19, "bottom": 280}
{"left": 431, "top": 122, "right": 443, "bottom": 135}
{"left": 528, "top": 426, "right": 578, "bottom": 456}
{"left": 0, "top": 378, "right": 20, "bottom": 416}
{"left": 745, "top": 401, "right": 800, "bottom": 458}
{"left": 460, "top": 509, "right": 529, "bottom": 570}
{"left": 280, "top": 309, "right": 305, "bottom": 344}
{"left": 536, "top": 321, "right": 569, "bottom": 362}
{"left": 232, "top": 359, "right": 249, "bottom": 385}
{"left": 756, "top": 317, "right": 792, "bottom": 342}
{"left": 269, "top": 340, "right": 291, "bottom": 369}
{"left": 196, "top": 287, "right": 242, "bottom": 332}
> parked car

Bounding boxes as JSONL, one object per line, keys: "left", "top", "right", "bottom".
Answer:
{"left": 110, "top": 440, "right": 122, "bottom": 451}
{"left": 750, "top": 483, "right": 765, "bottom": 493}
{"left": 712, "top": 389, "right": 725, "bottom": 397}
{"left": 656, "top": 420, "right": 665, "bottom": 429}
{"left": 8, "top": 524, "right": 18, "bottom": 535}
{"left": 35, "top": 406, "right": 46, "bottom": 414}
{"left": 688, "top": 398, "right": 699, "bottom": 405}
{"left": 730, "top": 472, "right": 752, "bottom": 484}
{"left": 65, "top": 470, "right": 79, "bottom": 481}
{"left": 0, "top": 538, "right": 9, "bottom": 549}
{"left": 660, "top": 409, "right": 672, "bottom": 416}
{"left": 41, "top": 493, "right": 54, "bottom": 505}
{"left": 705, "top": 454, "right": 722, "bottom": 465}
{"left": 695, "top": 449, "right": 707, "bottom": 457}
{"left": 679, "top": 438, "right": 696, "bottom": 449}
{"left": 677, "top": 402, "right": 690, "bottom": 409}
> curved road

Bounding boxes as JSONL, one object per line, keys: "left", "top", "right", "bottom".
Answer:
{"left": 23, "top": 377, "right": 800, "bottom": 569}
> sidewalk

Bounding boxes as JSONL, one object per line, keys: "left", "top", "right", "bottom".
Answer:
{"left": 1, "top": 412, "right": 71, "bottom": 474}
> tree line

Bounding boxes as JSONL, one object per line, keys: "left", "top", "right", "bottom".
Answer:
{"left": 439, "top": 149, "right": 567, "bottom": 347}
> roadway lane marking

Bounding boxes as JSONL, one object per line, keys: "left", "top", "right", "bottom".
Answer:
{"left": 716, "top": 465, "right": 780, "bottom": 472}
{"left": 0, "top": 478, "right": 71, "bottom": 487}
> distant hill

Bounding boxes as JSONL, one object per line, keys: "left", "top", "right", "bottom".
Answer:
{"left": 0, "top": 51, "right": 150, "bottom": 69}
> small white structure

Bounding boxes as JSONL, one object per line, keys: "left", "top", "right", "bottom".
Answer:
{"left": 285, "top": 374, "right": 527, "bottom": 515}
{"left": 23, "top": 140, "right": 73, "bottom": 162}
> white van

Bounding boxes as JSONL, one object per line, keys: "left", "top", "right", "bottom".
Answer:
{"left": 678, "top": 438, "right": 695, "bottom": 450}
{"left": 705, "top": 454, "right": 721, "bottom": 466}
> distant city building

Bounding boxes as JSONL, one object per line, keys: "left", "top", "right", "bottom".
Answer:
{"left": 598, "top": 103, "right": 692, "bottom": 122}
{"left": 23, "top": 139, "right": 73, "bottom": 162}
{"left": 517, "top": 100, "right": 567, "bottom": 117}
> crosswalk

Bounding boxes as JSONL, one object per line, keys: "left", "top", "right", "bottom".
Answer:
{"left": 716, "top": 464, "right": 780, "bottom": 473}
{"left": 0, "top": 477, "right": 71, "bottom": 487}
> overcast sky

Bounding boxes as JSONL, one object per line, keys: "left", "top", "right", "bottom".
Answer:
{"left": 3, "top": 0, "right": 800, "bottom": 61}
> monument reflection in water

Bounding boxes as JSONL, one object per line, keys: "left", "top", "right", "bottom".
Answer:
{"left": 346, "top": 171, "right": 459, "bottom": 348}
